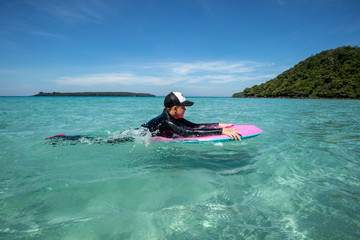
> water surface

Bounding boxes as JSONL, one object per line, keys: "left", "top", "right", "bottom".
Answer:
{"left": 0, "top": 97, "right": 359, "bottom": 239}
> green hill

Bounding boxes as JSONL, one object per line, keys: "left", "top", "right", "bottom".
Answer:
{"left": 233, "top": 46, "right": 360, "bottom": 99}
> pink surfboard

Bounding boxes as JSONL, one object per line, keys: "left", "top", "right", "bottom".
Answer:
{"left": 152, "top": 125, "right": 263, "bottom": 143}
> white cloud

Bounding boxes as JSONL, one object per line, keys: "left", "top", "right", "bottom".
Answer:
{"left": 168, "top": 61, "right": 259, "bottom": 75}
{"left": 53, "top": 60, "right": 277, "bottom": 88}
{"left": 55, "top": 73, "right": 178, "bottom": 86}
{"left": 29, "top": 31, "right": 65, "bottom": 39}
{"left": 209, "top": 74, "right": 276, "bottom": 84}
{"left": 277, "top": 0, "right": 287, "bottom": 5}
{"left": 26, "top": 0, "right": 107, "bottom": 24}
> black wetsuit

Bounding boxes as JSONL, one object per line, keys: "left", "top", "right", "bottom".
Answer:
{"left": 142, "top": 110, "right": 223, "bottom": 138}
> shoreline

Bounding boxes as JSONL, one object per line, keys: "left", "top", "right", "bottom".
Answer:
{"left": 232, "top": 96, "right": 360, "bottom": 100}
{"left": 33, "top": 92, "right": 156, "bottom": 97}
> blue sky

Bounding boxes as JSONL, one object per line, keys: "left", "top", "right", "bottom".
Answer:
{"left": 1, "top": 0, "right": 359, "bottom": 96}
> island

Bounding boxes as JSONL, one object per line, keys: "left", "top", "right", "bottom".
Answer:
{"left": 33, "top": 92, "right": 156, "bottom": 97}
{"left": 233, "top": 46, "right": 360, "bottom": 99}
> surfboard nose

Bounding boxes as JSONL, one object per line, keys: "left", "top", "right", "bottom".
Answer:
{"left": 44, "top": 134, "right": 65, "bottom": 140}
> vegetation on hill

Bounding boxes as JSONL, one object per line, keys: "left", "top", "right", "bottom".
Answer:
{"left": 233, "top": 46, "right": 360, "bottom": 99}
{"left": 33, "top": 92, "right": 156, "bottom": 97}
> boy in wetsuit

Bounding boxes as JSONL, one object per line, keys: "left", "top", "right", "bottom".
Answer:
{"left": 143, "top": 92, "right": 242, "bottom": 141}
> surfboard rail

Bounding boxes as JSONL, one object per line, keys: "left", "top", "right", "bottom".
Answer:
{"left": 152, "top": 125, "right": 263, "bottom": 143}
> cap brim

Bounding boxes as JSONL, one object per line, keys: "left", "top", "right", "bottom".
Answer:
{"left": 181, "top": 100, "right": 194, "bottom": 106}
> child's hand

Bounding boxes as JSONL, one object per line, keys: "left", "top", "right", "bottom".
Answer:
{"left": 222, "top": 128, "right": 242, "bottom": 141}
{"left": 219, "top": 123, "right": 234, "bottom": 128}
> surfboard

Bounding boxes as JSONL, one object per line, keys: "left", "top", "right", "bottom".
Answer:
{"left": 44, "top": 125, "right": 262, "bottom": 144}
{"left": 152, "top": 125, "right": 263, "bottom": 143}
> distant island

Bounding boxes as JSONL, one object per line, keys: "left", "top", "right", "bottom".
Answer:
{"left": 233, "top": 46, "right": 360, "bottom": 99}
{"left": 33, "top": 92, "right": 156, "bottom": 97}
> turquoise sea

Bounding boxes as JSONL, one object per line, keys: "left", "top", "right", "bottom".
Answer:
{"left": 0, "top": 96, "right": 359, "bottom": 239}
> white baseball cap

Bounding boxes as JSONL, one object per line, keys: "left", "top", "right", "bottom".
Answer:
{"left": 164, "top": 92, "right": 194, "bottom": 108}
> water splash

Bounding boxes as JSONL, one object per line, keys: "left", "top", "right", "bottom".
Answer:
{"left": 45, "top": 127, "right": 153, "bottom": 146}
